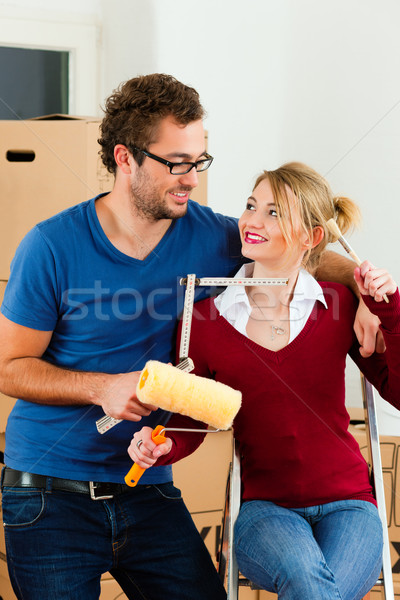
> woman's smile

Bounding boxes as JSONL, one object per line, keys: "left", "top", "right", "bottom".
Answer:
{"left": 244, "top": 231, "right": 268, "bottom": 244}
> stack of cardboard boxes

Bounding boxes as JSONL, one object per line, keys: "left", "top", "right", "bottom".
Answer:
{"left": 0, "top": 116, "right": 215, "bottom": 600}
{"left": 350, "top": 421, "right": 400, "bottom": 599}
{"left": 0, "top": 115, "right": 115, "bottom": 600}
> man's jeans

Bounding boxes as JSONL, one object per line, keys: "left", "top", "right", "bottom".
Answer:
{"left": 235, "top": 499, "right": 383, "bottom": 600}
{"left": 2, "top": 480, "right": 226, "bottom": 600}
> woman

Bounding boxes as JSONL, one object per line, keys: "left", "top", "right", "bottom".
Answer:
{"left": 129, "top": 162, "right": 400, "bottom": 600}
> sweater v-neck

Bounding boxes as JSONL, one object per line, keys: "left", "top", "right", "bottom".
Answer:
{"left": 216, "top": 301, "right": 321, "bottom": 364}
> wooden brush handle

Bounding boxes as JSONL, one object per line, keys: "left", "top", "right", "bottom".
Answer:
{"left": 326, "top": 220, "right": 389, "bottom": 304}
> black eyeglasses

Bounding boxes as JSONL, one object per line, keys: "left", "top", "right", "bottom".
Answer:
{"left": 132, "top": 147, "right": 213, "bottom": 175}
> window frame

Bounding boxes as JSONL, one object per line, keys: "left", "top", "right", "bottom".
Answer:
{"left": 0, "top": 17, "right": 99, "bottom": 116}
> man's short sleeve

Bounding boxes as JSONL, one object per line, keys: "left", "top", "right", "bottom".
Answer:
{"left": 1, "top": 227, "right": 59, "bottom": 331}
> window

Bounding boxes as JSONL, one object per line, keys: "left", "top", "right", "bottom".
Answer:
{"left": 0, "top": 46, "right": 69, "bottom": 119}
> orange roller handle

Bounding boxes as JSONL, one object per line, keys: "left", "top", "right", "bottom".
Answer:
{"left": 124, "top": 425, "right": 167, "bottom": 487}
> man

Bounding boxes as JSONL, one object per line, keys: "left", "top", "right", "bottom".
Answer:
{"left": 0, "top": 73, "right": 379, "bottom": 600}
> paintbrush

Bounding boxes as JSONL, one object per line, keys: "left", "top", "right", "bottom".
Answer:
{"left": 326, "top": 218, "right": 389, "bottom": 303}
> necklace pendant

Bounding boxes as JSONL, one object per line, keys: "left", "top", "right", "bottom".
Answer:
{"left": 271, "top": 325, "right": 286, "bottom": 340}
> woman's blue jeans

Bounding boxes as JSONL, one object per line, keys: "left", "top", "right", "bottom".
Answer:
{"left": 234, "top": 499, "right": 383, "bottom": 600}
{"left": 1, "top": 480, "right": 226, "bottom": 600}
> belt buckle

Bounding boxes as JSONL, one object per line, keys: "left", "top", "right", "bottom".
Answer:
{"left": 89, "top": 481, "right": 114, "bottom": 500}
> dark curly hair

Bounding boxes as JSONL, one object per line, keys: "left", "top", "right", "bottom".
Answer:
{"left": 98, "top": 73, "right": 205, "bottom": 174}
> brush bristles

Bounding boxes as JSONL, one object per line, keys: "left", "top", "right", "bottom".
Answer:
{"left": 325, "top": 218, "right": 343, "bottom": 243}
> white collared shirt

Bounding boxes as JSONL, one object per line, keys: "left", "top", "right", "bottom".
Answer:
{"left": 214, "top": 263, "right": 328, "bottom": 342}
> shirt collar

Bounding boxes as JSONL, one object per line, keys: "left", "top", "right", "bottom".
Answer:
{"left": 215, "top": 263, "right": 327, "bottom": 319}
{"left": 295, "top": 268, "right": 328, "bottom": 308}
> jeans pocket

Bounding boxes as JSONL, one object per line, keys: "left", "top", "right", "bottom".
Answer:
{"left": 2, "top": 489, "right": 46, "bottom": 528}
{"left": 152, "top": 482, "right": 183, "bottom": 500}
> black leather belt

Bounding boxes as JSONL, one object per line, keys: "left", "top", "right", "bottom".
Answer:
{"left": 2, "top": 467, "right": 134, "bottom": 500}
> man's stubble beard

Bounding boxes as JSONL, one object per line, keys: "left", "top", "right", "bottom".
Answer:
{"left": 130, "top": 171, "right": 190, "bottom": 222}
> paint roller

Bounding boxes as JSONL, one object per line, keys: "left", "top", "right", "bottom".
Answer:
{"left": 124, "top": 360, "right": 242, "bottom": 486}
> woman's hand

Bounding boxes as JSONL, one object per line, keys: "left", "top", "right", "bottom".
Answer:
{"left": 354, "top": 260, "right": 397, "bottom": 302}
{"left": 353, "top": 301, "right": 384, "bottom": 357}
{"left": 127, "top": 426, "right": 172, "bottom": 469}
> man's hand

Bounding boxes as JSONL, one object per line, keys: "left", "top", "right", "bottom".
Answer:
{"left": 353, "top": 260, "right": 398, "bottom": 356}
{"left": 354, "top": 298, "right": 386, "bottom": 358}
{"left": 100, "top": 371, "right": 158, "bottom": 422}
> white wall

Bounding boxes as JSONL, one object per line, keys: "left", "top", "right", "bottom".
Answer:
{"left": 100, "top": 0, "right": 400, "bottom": 278}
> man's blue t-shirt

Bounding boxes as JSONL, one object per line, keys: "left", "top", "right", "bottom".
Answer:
{"left": 1, "top": 196, "right": 242, "bottom": 483}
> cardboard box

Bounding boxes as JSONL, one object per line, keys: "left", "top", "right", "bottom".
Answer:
{"left": 0, "top": 573, "right": 17, "bottom": 600}
{"left": 173, "top": 429, "right": 232, "bottom": 565}
{"left": 173, "top": 431, "right": 270, "bottom": 598}
{"left": 0, "top": 559, "right": 14, "bottom": 595}
{"left": 350, "top": 424, "right": 400, "bottom": 584}
{"left": 0, "top": 445, "right": 16, "bottom": 600}
{"left": 0, "top": 117, "right": 208, "bottom": 279}
{"left": 99, "top": 577, "right": 127, "bottom": 600}
{"left": 0, "top": 391, "right": 15, "bottom": 435}
{"left": 0, "top": 518, "right": 16, "bottom": 599}
{"left": 173, "top": 429, "right": 232, "bottom": 515}
{"left": 0, "top": 116, "right": 114, "bottom": 279}
{"left": 174, "top": 430, "right": 262, "bottom": 597}
{"left": 240, "top": 588, "right": 263, "bottom": 599}
{"left": 370, "top": 580, "right": 400, "bottom": 598}
{"left": 0, "top": 282, "right": 16, "bottom": 433}
{"left": 189, "top": 132, "right": 208, "bottom": 208}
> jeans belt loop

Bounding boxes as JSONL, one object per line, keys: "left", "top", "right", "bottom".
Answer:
{"left": 89, "top": 481, "right": 114, "bottom": 501}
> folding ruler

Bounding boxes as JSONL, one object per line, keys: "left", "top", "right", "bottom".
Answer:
{"left": 96, "top": 274, "right": 288, "bottom": 434}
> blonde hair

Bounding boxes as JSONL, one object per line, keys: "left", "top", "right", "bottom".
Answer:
{"left": 253, "top": 162, "right": 361, "bottom": 272}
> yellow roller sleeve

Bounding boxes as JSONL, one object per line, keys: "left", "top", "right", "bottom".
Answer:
{"left": 136, "top": 361, "right": 242, "bottom": 430}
